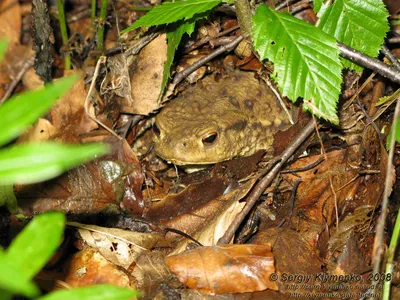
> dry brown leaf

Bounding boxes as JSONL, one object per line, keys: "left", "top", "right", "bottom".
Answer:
{"left": 64, "top": 247, "right": 135, "bottom": 289}
{"left": 131, "top": 250, "right": 171, "bottom": 297}
{"left": 21, "top": 67, "right": 43, "bottom": 90}
{"left": 50, "top": 71, "right": 98, "bottom": 135}
{"left": 70, "top": 222, "right": 170, "bottom": 269}
{"left": 326, "top": 206, "right": 373, "bottom": 257}
{"left": 169, "top": 177, "right": 257, "bottom": 255}
{"left": 165, "top": 244, "right": 277, "bottom": 294}
{"left": 16, "top": 138, "right": 144, "bottom": 216}
{"left": 130, "top": 33, "right": 167, "bottom": 114}
{"left": 0, "top": 6, "right": 32, "bottom": 99}
{"left": 283, "top": 147, "right": 360, "bottom": 228}
{"left": 0, "top": 0, "right": 21, "bottom": 44}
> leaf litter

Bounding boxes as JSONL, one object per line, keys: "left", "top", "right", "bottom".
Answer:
{"left": 0, "top": 0, "right": 398, "bottom": 298}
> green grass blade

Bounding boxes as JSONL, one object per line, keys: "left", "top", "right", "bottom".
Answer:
{"left": 0, "top": 260, "right": 40, "bottom": 298}
{"left": 121, "top": 0, "right": 221, "bottom": 33}
{"left": 252, "top": 5, "right": 342, "bottom": 123}
{"left": 5, "top": 212, "right": 65, "bottom": 279}
{"left": 0, "top": 142, "right": 108, "bottom": 185}
{"left": 37, "top": 285, "right": 139, "bottom": 300}
{"left": 0, "top": 75, "right": 78, "bottom": 147}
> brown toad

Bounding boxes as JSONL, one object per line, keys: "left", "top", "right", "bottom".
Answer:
{"left": 153, "top": 71, "right": 290, "bottom": 165}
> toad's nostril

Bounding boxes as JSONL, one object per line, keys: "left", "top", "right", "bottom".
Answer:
{"left": 182, "top": 142, "right": 186, "bottom": 147}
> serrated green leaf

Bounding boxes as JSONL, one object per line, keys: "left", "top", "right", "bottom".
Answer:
{"left": 0, "top": 185, "right": 19, "bottom": 213}
{"left": 317, "top": 0, "right": 389, "bottom": 71}
{"left": 0, "top": 142, "right": 109, "bottom": 185}
{"left": 121, "top": 0, "right": 221, "bottom": 33}
{"left": 160, "top": 20, "right": 197, "bottom": 100}
{"left": 37, "top": 285, "right": 139, "bottom": 300}
{"left": 0, "top": 39, "right": 8, "bottom": 62}
{"left": 0, "top": 75, "right": 78, "bottom": 147}
{"left": 5, "top": 212, "right": 65, "bottom": 279}
{"left": 313, "top": 0, "right": 323, "bottom": 13}
{"left": 253, "top": 5, "right": 342, "bottom": 123}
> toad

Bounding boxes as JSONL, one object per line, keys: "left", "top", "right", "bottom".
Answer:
{"left": 152, "top": 71, "right": 290, "bottom": 165}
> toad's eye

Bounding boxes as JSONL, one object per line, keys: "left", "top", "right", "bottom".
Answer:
{"left": 153, "top": 123, "right": 161, "bottom": 136}
{"left": 202, "top": 132, "right": 218, "bottom": 146}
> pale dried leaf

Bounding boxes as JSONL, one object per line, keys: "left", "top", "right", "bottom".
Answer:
{"left": 166, "top": 244, "right": 277, "bottom": 294}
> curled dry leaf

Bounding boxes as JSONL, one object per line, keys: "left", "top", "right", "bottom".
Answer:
{"left": 130, "top": 33, "right": 167, "bottom": 115}
{"left": 168, "top": 177, "right": 257, "bottom": 255}
{"left": 70, "top": 221, "right": 170, "bottom": 270}
{"left": 64, "top": 247, "right": 135, "bottom": 290}
{"left": 165, "top": 244, "right": 277, "bottom": 294}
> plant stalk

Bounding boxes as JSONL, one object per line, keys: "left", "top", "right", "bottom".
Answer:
{"left": 97, "top": 0, "right": 109, "bottom": 50}
{"left": 55, "top": 0, "right": 71, "bottom": 70}
{"left": 234, "top": 0, "right": 252, "bottom": 40}
{"left": 91, "top": 0, "right": 97, "bottom": 25}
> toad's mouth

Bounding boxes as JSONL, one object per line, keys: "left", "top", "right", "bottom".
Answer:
{"left": 154, "top": 150, "right": 224, "bottom": 166}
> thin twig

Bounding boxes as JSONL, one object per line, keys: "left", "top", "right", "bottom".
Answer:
{"left": 281, "top": 157, "right": 324, "bottom": 173}
{"left": 258, "top": 72, "right": 294, "bottom": 124}
{"left": 338, "top": 43, "right": 400, "bottom": 84}
{"left": 381, "top": 45, "right": 400, "bottom": 72}
{"left": 276, "top": 0, "right": 301, "bottom": 10}
{"left": 372, "top": 96, "right": 400, "bottom": 277}
{"left": 85, "top": 56, "right": 122, "bottom": 139}
{"left": 218, "top": 119, "right": 316, "bottom": 244}
{"left": 342, "top": 72, "right": 376, "bottom": 110}
{"left": 288, "top": 179, "right": 302, "bottom": 222}
{"left": 0, "top": 55, "right": 35, "bottom": 105}
{"left": 357, "top": 100, "right": 382, "bottom": 141}
{"left": 185, "top": 25, "right": 240, "bottom": 53}
{"left": 171, "top": 35, "right": 244, "bottom": 86}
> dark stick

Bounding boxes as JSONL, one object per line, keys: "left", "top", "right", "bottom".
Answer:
{"left": 172, "top": 35, "right": 244, "bottom": 86}
{"left": 281, "top": 157, "right": 324, "bottom": 174}
{"left": 218, "top": 119, "right": 316, "bottom": 244}
{"left": 381, "top": 45, "right": 400, "bottom": 72}
{"left": 338, "top": 43, "right": 400, "bottom": 84}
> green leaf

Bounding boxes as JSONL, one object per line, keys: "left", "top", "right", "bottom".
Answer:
{"left": 121, "top": 0, "right": 221, "bottom": 33}
{"left": 0, "top": 259, "right": 40, "bottom": 298}
{"left": 317, "top": 0, "right": 389, "bottom": 71}
{"left": 0, "top": 39, "right": 8, "bottom": 62}
{"left": 386, "top": 116, "right": 400, "bottom": 150}
{"left": 0, "top": 75, "right": 78, "bottom": 147}
{"left": 5, "top": 212, "right": 65, "bottom": 279}
{"left": 0, "top": 142, "right": 109, "bottom": 185}
{"left": 252, "top": 5, "right": 342, "bottom": 123}
{"left": 376, "top": 88, "right": 400, "bottom": 106}
{"left": 160, "top": 20, "right": 197, "bottom": 100}
{"left": 313, "top": 0, "right": 323, "bottom": 13}
{"left": 37, "top": 285, "right": 139, "bottom": 300}
{"left": 0, "top": 185, "right": 19, "bottom": 213}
